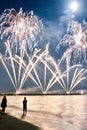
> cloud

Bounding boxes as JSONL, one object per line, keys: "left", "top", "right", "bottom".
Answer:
{"left": 59, "top": 10, "right": 74, "bottom": 22}
{"left": 43, "top": 9, "right": 74, "bottom": 43}
{"left": 43, "top": 21, "right": 64, "bottom": 42}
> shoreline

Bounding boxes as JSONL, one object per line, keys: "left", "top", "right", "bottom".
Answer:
{"left": 0, "top": 111, "right": 41, "bottom": 130}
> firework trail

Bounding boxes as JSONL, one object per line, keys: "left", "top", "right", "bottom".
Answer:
{"left": 0, "top": 8, "right": 43, "bottom": 56}
{"left": 56, "top": 20, "right": 87, "bottom": 64}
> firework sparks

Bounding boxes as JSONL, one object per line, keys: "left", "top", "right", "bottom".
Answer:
{"left": 0, "top": 8, "right": 43, "bottom": 55}
{"left": 56, "top": 20, "right": 87, "bottom": 64}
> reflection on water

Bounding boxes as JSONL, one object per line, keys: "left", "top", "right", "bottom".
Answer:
{"left": 0, "top": 95, "right": 87, "bottom": 130}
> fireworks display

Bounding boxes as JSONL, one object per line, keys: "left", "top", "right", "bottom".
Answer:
{"left": 0, "top": 7, "right": 86, "bottom": 93}
{"left": 56, "top": 20, "right": 87, "bottom": 64}
{"left": 0, "top": 8, "right": 43, "bottom": 55}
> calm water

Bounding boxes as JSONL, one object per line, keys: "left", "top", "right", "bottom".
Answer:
{"left": 0, "top": 95, "right": 87, "bottom": 130}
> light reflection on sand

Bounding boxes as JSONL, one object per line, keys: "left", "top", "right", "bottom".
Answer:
{"left": 0, "top": 95, "right": 87, "bottom": 130}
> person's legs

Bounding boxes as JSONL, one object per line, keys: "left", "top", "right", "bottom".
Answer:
{"left": 23, "top": 109, "right": 27, "bottom": 116}
{"left": 2, "top": 107, "right": 5, "bottom": 112}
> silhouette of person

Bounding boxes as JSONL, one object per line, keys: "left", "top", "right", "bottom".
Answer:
{"left": 23, "top": 97, "right": 27, "bottom": 116}
{"left": 1, "top": 96, "right": 7, "bottom": 112}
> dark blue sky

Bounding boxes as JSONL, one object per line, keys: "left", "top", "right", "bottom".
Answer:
{"left": 0, "top": 0, "right": 87, "bottom": 21}
{"left": 0, "top": 0, "right": 87, "bottom": 58}
{"left": 0, "top": 0, "right": 87, "bottom": 52}
{"left": 0, "top": 0, "right": 87, "bottom": 37}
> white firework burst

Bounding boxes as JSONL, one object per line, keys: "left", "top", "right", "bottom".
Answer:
{"left": 0, "top": 8, "right": 43, "bottom": 56}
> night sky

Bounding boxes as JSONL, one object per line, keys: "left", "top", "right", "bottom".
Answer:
{"left": 0, "top": 0, "right": 87, "bottom": 42}
{"left": 0, "top": 0, "right": 87, "bottom": 92}
{"left": 0, "top": 0, "right": 87, "bottom": 20}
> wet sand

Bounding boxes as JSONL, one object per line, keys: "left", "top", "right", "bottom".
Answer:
{"left": 0, "top": 95, "right": 87, "bottom": 130}
{"left": 0, "top": 111, "right": 41, "bottom": 130}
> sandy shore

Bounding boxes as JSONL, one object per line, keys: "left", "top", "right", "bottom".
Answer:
{"left": 0, "top": 95, "right": 87, "bottom": 130}
{"left": 0, "top": 111, "right": 41, "bottom": 130}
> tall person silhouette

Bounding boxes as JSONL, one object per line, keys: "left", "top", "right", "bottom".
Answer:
{"left": 23, "top": 97, "right": 27, "bottom": 116}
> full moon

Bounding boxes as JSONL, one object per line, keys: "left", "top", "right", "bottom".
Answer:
{"left": 70, "top": 1, "right": 78, "bottom": 12}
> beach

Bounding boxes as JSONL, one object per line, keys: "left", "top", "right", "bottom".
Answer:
{"left": 0, "top": 95, "right": 87, "bottom": 130}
